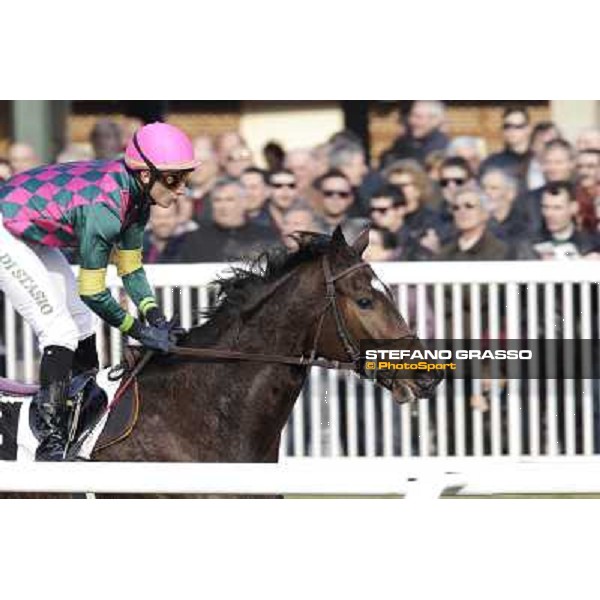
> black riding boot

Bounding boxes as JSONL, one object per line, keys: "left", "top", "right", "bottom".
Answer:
{"left": 34, "top": 345, "right": 74, "bottom": 462}
{"left": 72, "top": 334, "right": 99, "bottom": 376}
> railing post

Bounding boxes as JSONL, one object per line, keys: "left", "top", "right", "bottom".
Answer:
{"left": 506, "top": 282, "right": 521, "bottom": 457}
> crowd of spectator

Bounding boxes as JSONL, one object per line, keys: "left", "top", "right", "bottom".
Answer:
{"left": 2, "top": 102, "right": 600, "bottom": 266}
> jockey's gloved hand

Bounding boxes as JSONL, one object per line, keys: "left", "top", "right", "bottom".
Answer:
{"left": 145, "top": 306, "right": 169, "bottom": 329}
{"left": 145, "top": 307, "right": 186, "bottom": 342}
{"left": 128, "top": 320, "right": 176, "bottom": 353}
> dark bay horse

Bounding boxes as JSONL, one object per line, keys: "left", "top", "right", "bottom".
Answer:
{"left": 5, "top": 227, "right": 442, "bottom": 496}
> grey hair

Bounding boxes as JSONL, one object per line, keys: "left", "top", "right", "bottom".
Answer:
{"left": 413, "top": 100, "right": 446, "bottom": 120}
{"left": 328, "top": 142, "right": 364, "bottom": 170}
{"left": 480, "top": 168, "right": 518, "bottom": 194}
{"left": 447, "top": 136, "right": 487, "bottom": 157}
{"left": 454, "top": 182, "right": 492, "bottom": 213}
{"left": 211, "top": 176, "right": 246, "bottom": 197}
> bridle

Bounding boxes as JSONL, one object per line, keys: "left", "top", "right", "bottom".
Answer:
{"left": 304, "top": 255, "right": 369, "bottom": 368}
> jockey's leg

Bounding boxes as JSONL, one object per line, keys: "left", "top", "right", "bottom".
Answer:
{"left": 0, "top": 218, "right": 79, "bottom": 460}
{"left": 30, "top": 246, "right": 100, "bottom": 459}
{"left": 37, "top": 245, "right": 99, "bottom": 376}
{"left": 72, "top": 334, "right": 100, "bottom": 375}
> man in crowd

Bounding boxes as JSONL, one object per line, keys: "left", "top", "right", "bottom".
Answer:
{"left": 436, "top": 156, "right": 477, "bottom": 244}
{"left": 379, "top": 101, "right": 449, "bottom": 168}
{"left": 179, "top": 178, "right": 280, "bottom": 263}
{"left": 187, "top": 135, "right": 219, "bottom": 221}
{"left": 143, "top": 203, "right": 186, "bottom": 264}
{"left": 215, "top": 131, "right": 246, "bottom": 175}
{"left": 447, "top": 136, "right": 487, "bottom": 175}
{"left": 480, "top": 106, "right": 532, "bottom": 186}
{"left": 223, "top": 145, "right": 253, "bottom": 179}
{"left": 267, "top": 168, "right": 302, "bottom": 234}
{"left": 368, "top": 184, "right": 406, "bottom": 242}
{"left": 90, "top": 119, "right": 123, "bottom": 160}
{"left": 526, "top": 121, "right": 561, "bottom": 189}
{"left": 439, "top": 184, "right": 508, "bottom": 261}
{"left": 241, "top": 167, "right": 276, "bottom": 232}
{"left": 329, "top": 139, "right": 384, "bottom": 217}
{"left": 285, "top": 148, "right": 319, "bottom": 205}
{"left": 313, "top": 169, "right": 355, "bottom": 235}
{"left": 525, "top": 138, "right": 576, "bottom": 230}
{"left": 515, "top": 182, "right": 599, "bottom": 259}
{"left": 481, "top": 169, "right": 533, "bottom": 244}
{"left": 368, "top": 184, "right": 432, "bottom": 260}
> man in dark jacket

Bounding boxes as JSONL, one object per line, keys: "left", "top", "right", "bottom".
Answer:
{"left": 514, "top": 181, "right": 600, "bottom": 259}
{"left": 439, "top": 183, "right": 509, "bottom": 261}
{"left": 179, "top": 178, "right": 280, "bottom": 263}
{"left": 521, "top": 140, "right": 577, "bottom": 233}
{"left": 479, "top": 106, "right": 532, "bottom": 188}
{"left": 143, "top": 203, "right": 187, "bottom": 264}
{"left": 379, "top": 101, "right": 449, "bottom": 168}
{"left": 481, "top": 168, "right": 534, "bottom": 244}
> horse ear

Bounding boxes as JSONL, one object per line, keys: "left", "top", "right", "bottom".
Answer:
{"left": 330, "top": 225, "right": 348, "bottom": 249}
{"left": 351, "top": 226, "right": 370, "bottom": 256}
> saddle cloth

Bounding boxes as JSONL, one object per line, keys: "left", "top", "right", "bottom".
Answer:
{"left": 0, "top": 367, "right": 139, "bottom": 462}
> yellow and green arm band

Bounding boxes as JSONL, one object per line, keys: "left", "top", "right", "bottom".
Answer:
{"left": 116, "top": 248, "right": 143, "bottom": 277}
{"left": 117, "top": 248, "right": 158, "bottom": 313}
{"left": 78, "top": 267, "right": 134, "bottom": 331}
{"left": 79, "top": 252, "right": 158, "bottom": 332}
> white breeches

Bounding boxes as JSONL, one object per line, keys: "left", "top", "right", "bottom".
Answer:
{"left": 0, "top": 215, "right": 95, "bottom": 352}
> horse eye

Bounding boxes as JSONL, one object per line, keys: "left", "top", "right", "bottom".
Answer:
{"left": 356, "top": 297, "right": 374, "bottom": 310}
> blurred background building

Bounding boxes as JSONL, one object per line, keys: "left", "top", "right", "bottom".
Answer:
{"left": 1, "top": 100, "right": 598, "bottom": 165}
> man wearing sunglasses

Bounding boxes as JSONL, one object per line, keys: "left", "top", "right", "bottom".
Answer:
{"left": 266, "top": 168, "right": 301, "bottom": 233}
{"left": 314, "top": 169, "right": 355, "bottom": 235}
{"left": 480, "top": 106, "right": 532, "bottom": 187}
{"left": 0, "top": 121, "right": 198, "bottom": 460}
{"left": 436, "top": 156, "right": 476, "bottom": 245}
{"left": 368, "top": 184, "right": 432, "bottom": 261}
{"left": 439, "top": 184, "right": 508, "bottom": 261}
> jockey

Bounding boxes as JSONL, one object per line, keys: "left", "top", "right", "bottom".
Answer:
{"left": 0, "top": 122, "right": 199, "bottom": 461}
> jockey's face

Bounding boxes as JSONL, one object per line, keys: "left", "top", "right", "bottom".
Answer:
{"left": 139, "top": 170, "right": 189, "bottom": 208}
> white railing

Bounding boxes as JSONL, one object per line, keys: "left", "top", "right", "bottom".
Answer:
{"left": 3, "top": 457, "right": 600, "bottom": 498}
{"left": 2, "top": 261, "right": 599, "bottom": 460}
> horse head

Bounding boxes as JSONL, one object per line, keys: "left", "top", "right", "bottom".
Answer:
{"left": 305, "top": 225, "right": 443, "bottom": 403}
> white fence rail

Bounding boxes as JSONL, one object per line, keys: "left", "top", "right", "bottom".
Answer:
{"left": 3, "top": 457, "right": 600, "bottom": 498}
{"left": 2, "top": 261, "right": 600, "bottom": 460}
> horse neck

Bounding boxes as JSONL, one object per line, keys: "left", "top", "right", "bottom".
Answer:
{"left": 140, "top": 268, "right": 324, "bottom": 461}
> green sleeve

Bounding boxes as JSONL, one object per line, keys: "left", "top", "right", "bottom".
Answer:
{"left": 117, "top": 221, "right": 157, "bottom": 309}
{"left": 71, "top": 204, "right": 134, "bottom": 331}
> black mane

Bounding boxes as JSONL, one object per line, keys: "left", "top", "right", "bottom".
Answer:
{"left": 148, "top": 232, "right": 332, "bottom": 367}
{"left": 202, "top": 232, "right": 331, "bottom": 322}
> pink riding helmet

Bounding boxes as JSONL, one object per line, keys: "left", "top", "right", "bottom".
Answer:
{"left": 124, "top": 122, "right": 200, "bottom": 171}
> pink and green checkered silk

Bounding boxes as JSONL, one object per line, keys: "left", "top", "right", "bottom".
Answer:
{"left": 0, "top": 159, "right": 133, "bottom": 247}
{"left": 0, "top": 159, "right": 156, "bottom": 329}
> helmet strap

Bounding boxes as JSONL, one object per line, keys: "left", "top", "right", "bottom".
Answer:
{"left": 132, "top": 132, "right": 161, "bottom": 205}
